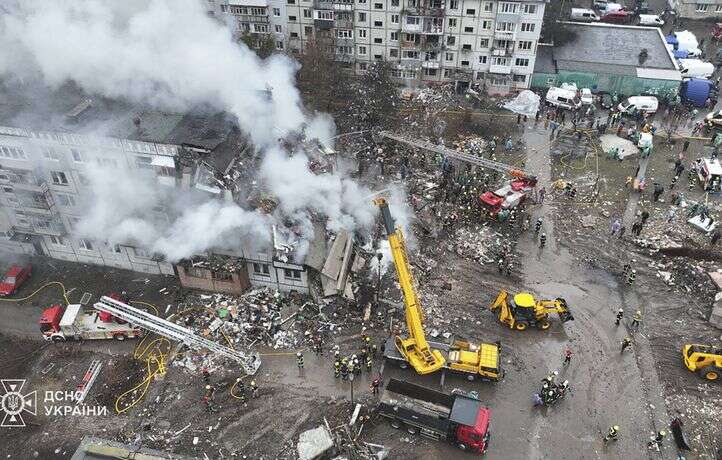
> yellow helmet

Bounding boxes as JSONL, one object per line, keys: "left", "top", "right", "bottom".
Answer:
{"left": 613, "top": 425, "right": 619, "bottom": 431}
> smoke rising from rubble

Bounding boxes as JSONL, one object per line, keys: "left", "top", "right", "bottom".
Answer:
{"left": 0, "top": 0, "right": 400, "bottom": 262}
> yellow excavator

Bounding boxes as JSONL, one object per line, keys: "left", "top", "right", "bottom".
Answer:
{"left": 375, "top": 198, "right": 502, "bottom": 381}
{"left": 490, "top": 290, "right": 574, "bottom": 331}
{"left": 682, "top": 344, "right": 721, "bottom": 381}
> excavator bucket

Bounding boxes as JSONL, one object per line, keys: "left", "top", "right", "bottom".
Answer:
{"left": 490, "top": 290, "right": 516, "bottom": 329}
{"left": 556, "top": 298, "right": 574, "bottom": 322}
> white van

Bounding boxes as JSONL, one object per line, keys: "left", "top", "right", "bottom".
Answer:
{"left": 546, "top": 87, "right": 582, "bottom": 110}
{"left": 617, "top": 96, "right": 659, "bottom": 114}
{"left": 570, "top": 8, "right": 600, "bottom": 22}
{"left": 638, "top": 14, "right": 664, "bottom": 26}
{"left": 679, "top": 59, "right": 715, "bottom": 79}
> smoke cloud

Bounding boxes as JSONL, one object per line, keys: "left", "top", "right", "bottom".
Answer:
{"left": 0, "top": 0, "right": 396, "bottom": 263}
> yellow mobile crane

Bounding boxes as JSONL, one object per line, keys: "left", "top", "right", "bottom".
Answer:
{"left": 375, "top": 198, "right": 502, "bottom": 381}
{"left": 490, "top": 290, "right": 573, "bottom": 331}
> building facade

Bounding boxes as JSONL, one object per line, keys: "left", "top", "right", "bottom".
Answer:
{"left": 668, "top": 0, "right": 722, "bottom": 19}
{"left": 211, "top": 0, "right": 547, "bottom": 94}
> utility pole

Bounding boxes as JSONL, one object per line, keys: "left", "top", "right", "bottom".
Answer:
{"left": 376, "top": 252, "right": 383, "bottom": 307}
{"left": 349, "top": 372, "right": 355, "bottom": 404}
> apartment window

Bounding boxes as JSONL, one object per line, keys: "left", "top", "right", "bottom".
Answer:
{"left": 483, "top": 1, "right": 493, "bottom": 12}
{"left": 358, "top": 30, "right": 368, "bottom": 40}
{"left": 275, "top": 24, "right": 282, "bottom": 33}
{"left": 96, "top": 158, "right": 118, "bottom": 168}
{"left": 50, "top": 171, "right": 68, "bottom": 185}
{"left": 50, "top": 236, "right": 65, "bottom": 246}
{"left": 464, "top": 26, "right": 473, "bottom": 33}
{"left": 70, "top": 149, "right": 85, "bottom": 162}
{"left": 391, "top": 14, "right": 399, "bottom": 23}
{"left": 499, "top": 2, "right": 518, "bottom": 13}
{"left": 359, "top": 46, "right": 367, "bottom": 55}
{"left": 358, "top": 0, "right": 366, "bottom": 4}
{"left": 524, "top": 4, "right": 537, "bottom": 14}
{"left": 284, "top": 269, "right": 302, "bottom": 279}
{"left": 392, "top": 0, "right": 399, "bottom": 5}
{"left": 448, "top": 18, "right": 456, "bottom": 27}
{"left": 496, "top": 21, "right": 515, "bottom": 32}
{"left": 78, "top": 239, "right": 93, "bottom": 251}
{"left": 466, "top": 8, "right": 475, "bottom": 15}
{"left": 697, "top": 4, "right": 709, "bottom": 12}
{"left": 358, "top": 12, "right": 366, "bottom": 22}
{"left": 492, "top": 56, "right": 509, "bottom": 66}
{"left": 303, "top": 9, "right": 311, "bottom": 17}
{"left": 276, "top": 41, "right": 284, "bottom": 50}
{"left": 402, "top": 50, "right": 419, "bottom": 59}
{"left": 443, "top": 69, "right": 451, "bottom": 77}
{"left": 374, "top": 2, "right": 383, "bottom": 8}
{"left": 359, "top": 62, "right": 367, "bottom": 70}
{"left": 447, "top": 35, "right": 456, "bottom": 45}
{"left": 42, "top": 147, "right": 60, "bottom": 161}
{"left": 304, "top": 26, "right": 313, "bottom": 34}
{"left": 445, "top": 52, "right": 454, "bottom": 61}
{"left": 521, "top": 22, "right": 535, "bottom": 32}
{"left": 461, "top": 60, "right": 469, "bottom": 67}
{"left": 273, "top": 7, "right": 280, "bottom": 16}
{"left": 374, "top": 20, "right": 383, "bottom": 26}
{"left": 423, "top": 68, "right": 437, "bottom": 76}
{"left": 482, "top": 20, "right": 492, "bottom": 30}
{"left": 110, "top": 244, "right": 122, "bottom": 253}
{"left": 478, "top": 55, "right": 487, "bottom": 64}
{"left": 407, "top": 16, "right": 419, "bottom": 25}
{"left": 449, "top": 0, "right": 458, "bottom": 9}
{"left": 287, "top": 0, "right": 295, "bottom": 4}
{"left": 374, "top": 37, "right": 383, "bottom": 44}
{"left": 55, "top": 193, "right": 76, "bottom": 207}
{"left": 289, "top": 15, "right": 297, "bottom": 21}
{"left": 515, "top": 57, "right": 529, "bottom": 67}
{"left": 0, "top": 146, "right": 26, "bottom": 160}
{"left": 390, "top": 48, "right": 398, "bottom": 57}
{"left": 221, "top": 4, "right": 228, "bottom": 12}
{"left": 513, "top": 74, "right": 527, "bottom": 83}
{"left": 518, "top": 40, "right": 533, "bottom": 51}
{"left": 134, "top": 156, "right": 152, "bottom": 169}
{"left": 462, "top": 43, "right": 472, "bottom": 50}
{"left": 291, "top": 31, "right": 299, "bottom": 38}
{"left": 717, "top": 5, "right": 722, "bottom": 12}
{"left": 479, "top": 38, "right": 489, "bottom": 48}
{"left": 391, "top": 31, "right": 398, "bottom": 40}
{"left": 253, "top": 263, "right": 270, "bottom": 276}
{"left": 338, "top": 29, "right": 353, "bottom": 38}
{"left": 213, "top": 270, "right": 233, "bottom": 281}
{"left": 254, "top": 24, "right": 269, "bottom": 32}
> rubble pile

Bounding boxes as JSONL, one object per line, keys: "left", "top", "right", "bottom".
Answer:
{"left": 449, "top": 226, "right": 509, "bottom": 266}
{"left": 666, "top": 391, "right": 722, "bottom": 457}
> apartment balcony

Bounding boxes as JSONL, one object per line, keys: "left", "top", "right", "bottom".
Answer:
{"left": 334, "top": 19, "right": 353, "bottom": 28}
{"left": 314, "top": 19, "right": 333, "bottom": 29}
{"left": 32, "top": 221, "right": 66, "bottom": 237}
{"left": 401, "top": 22, "right": 422, "bottom": 33}
{"left": 401, "top": 40, "right": 420, "bottom": 49}
{"left": 489, "top": 64, "right": 512, "bottom": 74}
{"left": 237, "top": 14, "right": 269, "bottom": 23}
{"left": 421, "top": 60, "right": 440, "bottom": 69}
{"left": 335, "top": 54, "right": 355, "bottom": 63}
{"left": 496, "top": 12, "right": 520, "bottom": 23}
{"left": 494, "top": 30, "right": 516, "bottom": 41}
{"left": 332, "top": 2, "right": 353, "bottom": 11}
{"left": 450, "top": 69, "right": 473, "bottom": 81}
{"left": 421, "top": 23, "right": 443, "bottom": 34}
{"left": 491, "top": 47, "right": 514, "bottom": 57}
{"left": 420, "top": 39, "right": 444, "bottom": 51}
{"left": 335, "top": 37, "right": 354, "bottom": 45}
{"left": 314, "top": 0, "right": 334, "bottom": 9}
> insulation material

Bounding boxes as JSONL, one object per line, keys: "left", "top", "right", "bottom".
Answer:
{"left": 503, "top": 90, "right": 541, "bottom": 117}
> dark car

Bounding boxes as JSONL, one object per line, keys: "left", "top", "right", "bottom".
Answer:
{"left": 0, "top": 264, "right": 32, "bottom": 296}
{"left": 600, "top": 93, "right": 616, "bottom": 109}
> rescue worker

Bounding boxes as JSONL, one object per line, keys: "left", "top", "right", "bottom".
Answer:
{"left": 542, "top": 370, "right": 558, "bottom": 385}
{"left": 563, "top": 348, "right": 572, "bottom": 366}
{"left": 631, "top": 310, "right": 642, "bottom": 329}
{"left": 604, "top": 425, "right": 620, "bottom": 443}
{"left": 615, "top": 308, "right": 624, "bottom": 326}
{"left": 371, "top": 343, "right": 378, "bottom": 356}
{"left": 688, "top": 168, "right": 696, "bottom": 191}
{"left": 540, "top": 233, "right": 547, "bottom": 248}
{"left": 296, "top": 351, "right": 304, "bottom": 369}
{"left": 201, "top": 367, "right": 210, "bottom": 383}
{"left": 622, "top": 263, "right": 632, "bottom": 279}
{"left": 333, "top": 359, "right": 341, "bottom": 378}
{"left": 497, "top": 258, "right": 505, "bottom": 274}
{"left": 621, "top": 337, "right": 633, "bottom": 353}
{"left": 347, "top": 357, "right": 355, "bottom": 376}
{"left": 340, "top": 358, "right": 349, "bottom": 380}
{"left": 534, "top": 218, "right": 543, "bottom": 234}
{"left": 647, "top": 430, "right": 666, "bottom": 449}
{"left": 354, "top": 355, "right": 362, "bottom": 376}
{"left": 371, "top": 377, "right": 381, "bottom": 396}
{"left": 249, "top": 380, "right": 258, "bottom": 398}
{"left": 627, "top": 269, "right": 636, "bottom": 287}
{"left": 366, "top": 355, "right": 372, "bottom": 371}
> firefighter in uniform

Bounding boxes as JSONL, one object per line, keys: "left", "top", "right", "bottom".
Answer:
{"left": 340, "top": 358, "right": 349, "bottom": 380}
{"left": 631, "top": 310, "right": 642, "bottom": 329}
{"left": 540, "top": 233, "right": 547, "bottom": 248}
{"left": 627, "top": 269, "right": 636, "bottom": 286}
{"left": 296, "top": 351, "right": 304, "bottom": 369}
{"left": 366, "top": 354, "right": 372, "bottom": 371}
{"left": 604, "top": 425, "right": 619, "bottom": 442}
{"left": 615, "top": 308, "right": 624, "bottom": 326}
{"left": 334, "top": 359, "right": 341, "bottom": 378}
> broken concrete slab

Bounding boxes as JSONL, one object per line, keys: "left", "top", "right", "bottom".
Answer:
{"left": 297, "top": 425, "right": 335, "bottom": 460}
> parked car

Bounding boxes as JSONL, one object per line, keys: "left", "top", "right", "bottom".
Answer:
{"left": 592, "top": 0, "right": 609, "bottom": 8}
{"left": 580, "top": 88, "right": 594, "bottom": 105}
{"left": 617, "top": 96, "right": 659, "bottom": 114}
{"left": 570, "top": 8, "right": 599, "bottom": 22}
{"left": 601, "top": 10, "right": 631, "bottom": 24}
{"left": 545, "top": 87, "right": 582, "bottom": 110}
{"left": 600, "top": 93, "right": 616, "bottom": 109}
{"left": 638, "top": 14, "right": 664, "bottom": 26}
{"left": 0, "top": 264, "right": 32, "bottom": 296}
{"left": 679, "top": 59, "right": 715, "bottom": 79}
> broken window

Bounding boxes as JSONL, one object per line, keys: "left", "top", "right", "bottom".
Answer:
{"left": 78, "top": 239, "right": 94, "bottom": 251}
{"left": 50, "top": 171, "right": 68, "bottom": 185}
{"left": 213, "top": 270, "right": 233, "bottom": 281}
{"left": 448, "top": 18, "right": 456, "bottom": 27}
{"left": 50, "top": 236, "right": 65, "bottom": 246}
{"left": 284, "top": 269, "right": 302, "bottom": 279}
{"left": 447, "top": 35, "right": 455, "bottom": 45}
{"left": 0, "top": 146, "right": 26, "bottom": 160}
{"left": 187, "top": 267, "right": 209, "bottom": 279}
{"left": 253, "top": 263, "right": 270, "bottom": 276}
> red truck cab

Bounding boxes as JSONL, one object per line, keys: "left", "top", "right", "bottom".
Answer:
{"left": 450, "top": 394, "right": 491, "bottom": 453}
{"left": 0, "top": 264, "right": 32, "bottom": 296}
{"left": 39, "top": 304, "right": 65, "bottom": 336}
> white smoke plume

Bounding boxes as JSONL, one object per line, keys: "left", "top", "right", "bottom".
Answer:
{"left": 0, "top": 0, "right": 396, "bottom": 263}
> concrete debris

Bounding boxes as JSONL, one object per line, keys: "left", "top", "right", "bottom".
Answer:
{"left": 297, "top": 425, "right": 335, "bottom": 460}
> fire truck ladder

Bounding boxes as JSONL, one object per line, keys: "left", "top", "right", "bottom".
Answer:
{"left": 75, "top": 359, "right": 102, "bottom": 404}
{"left": 94, "top": 296, "right": 261, "bottom": 375}
{"left": 376, "top": 131, "right": 536, "bottom": 180}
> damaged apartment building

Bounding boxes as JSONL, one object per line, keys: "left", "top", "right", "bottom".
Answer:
{"left": 0, "top": 82, "right": 362, "bottom": 298}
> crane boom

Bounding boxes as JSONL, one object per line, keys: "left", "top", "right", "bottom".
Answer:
{"left": 374, "top": 198, "right": 445, "bottom": 374}
{"left": 377, "top": 131, "right": 535, "bottom": 180}
{"left": 94, "top": 296, "right": 261, "bottom": 375}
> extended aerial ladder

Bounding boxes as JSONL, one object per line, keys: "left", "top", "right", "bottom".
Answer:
{"left": 94, "top": 296, "right": 261, "bottom": 375}
{"left": 376, "top": 131, "right": 536, "bottom": 181}
{"left": 374, "top": 198, "right": 445, "bottom": 374}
